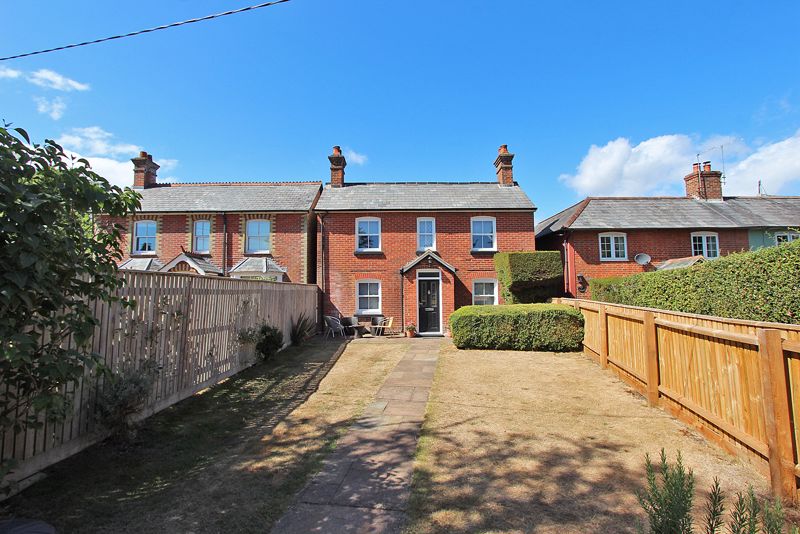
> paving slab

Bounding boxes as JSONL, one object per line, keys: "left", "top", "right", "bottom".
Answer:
{"left": 272, "top": 338, "right": 440, "bottom": 534}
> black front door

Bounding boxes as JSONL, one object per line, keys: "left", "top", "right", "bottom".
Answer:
{"left": 418, "top": 279, "right": 440, "bottom": 333}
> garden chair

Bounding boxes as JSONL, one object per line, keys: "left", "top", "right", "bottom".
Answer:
{"left": 323, "top": 316, "right": 346, "bottom": 339}
{"left": 369, "top": 316, "right": 394, "bottom": 337}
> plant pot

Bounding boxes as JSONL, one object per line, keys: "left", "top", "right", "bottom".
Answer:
{"left": 406, "top": 331, "right": 416, "bottom": 338}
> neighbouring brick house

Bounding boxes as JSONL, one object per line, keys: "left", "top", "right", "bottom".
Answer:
{"left": 315, "top": 145, "right": 537, "bottom": 335}
{"left": 105, "top": 151, "right": 321, "bottom": 283}
{"left": 536, "top": 161, "right": 800, "bottom": 298}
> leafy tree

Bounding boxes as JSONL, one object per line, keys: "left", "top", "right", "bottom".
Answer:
{"left": 0, "top": 125, "right": 140, "bottom": 434}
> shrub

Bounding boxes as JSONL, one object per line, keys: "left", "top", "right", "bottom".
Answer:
{"left": 635, "top": 450, "right": 797, "bottom": 533}
{"left": 494, "top": 251, "right": 563, "bottom": 303}
{"left": 254, "top": 324, "right": 283, "bottom": 360}
{"left": 590, "top": 240, "right": 800, "bottom": 324}
{"left": 449, "top": 303, "right": 583, "bottom": 351}
{"left": 96, "top": 360, "right": 158, "bottom": 440}
{"left": 290, "top": 313, "right": 315, "bottom": 346}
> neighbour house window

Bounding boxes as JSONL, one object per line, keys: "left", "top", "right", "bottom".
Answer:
{"left": 246, "top": 220, "right": 271, "bottom": 253}
{"left": 417, "top": 217, "right": 436, "bottom": 251}
{"left": 598, "top": 232, "right": 628, "bottom": 261}
{"left": 356, "top": 217, "right": 381, "bottom": 252}
{"left": 691, "top": 232, "right": 719, "bottom": 258}
{"left": 472, "top": 279, "right": 498, "bottom": 305}
{"left": 193, "top": 220, "right": 210, "bottom": 254}
{"left": 776, "top": 232, "right": 799, "bottom": 244}
{"left": 471, "top": 216, "right": 496, "bottom": 251}
{"left": 133, "top": 220, "right": 157, "bottom": 253}
{"left": 356, "top": 280, "right": 381, "bottom": 314}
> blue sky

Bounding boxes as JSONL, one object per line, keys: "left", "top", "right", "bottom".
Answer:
{"left": 3, "top": 1, "right": 800, "bottom": 219}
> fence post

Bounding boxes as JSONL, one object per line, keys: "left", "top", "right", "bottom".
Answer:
{"left": 643, "top": 311, "right": 659, "bottom": 406}
{"left": 757, "top": 328, "right": 796, "bottom": 500}
{"left": 599, "top": 304, "right": 609, "bottom": 369}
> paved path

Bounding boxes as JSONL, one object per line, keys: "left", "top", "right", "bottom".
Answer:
{"left": 272, "top": 338, "right": 440, "bottom": 534}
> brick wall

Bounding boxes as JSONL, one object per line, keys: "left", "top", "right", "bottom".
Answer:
{"left": 318, "top": 211, "right": 535, "bottom": 331}
{"left": 565, "top": 228, "right": 750, "bottom": 298}
{"left": 104, "top": 212, "right": 313, "bottom": 283}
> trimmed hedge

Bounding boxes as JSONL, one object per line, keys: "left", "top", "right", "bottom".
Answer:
{"left": 590, "top": 240, "right": 800, "bottom": 324}
{"left": 449, "top": 304, "right": 584, "bottom": 351}
{"left": 494, "top": 251, "right": 563, "bottom": 303}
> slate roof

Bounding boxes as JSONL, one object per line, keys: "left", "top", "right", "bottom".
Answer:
{"left": 654, "top": 255, "right": 705, "bottom": 271}
{"left": 536, "top": 196, "right": 800, "bottom": 237}
{"left": 400, "top": 250, "right": 457, "bottom": 273}
{"left": 119, "top": 257, "right": 164, "bottom": 271}
{"left": 136, "top": 183, "right": 321, "bottom": 213}
{"left": 316, "top": 182, "right": 535, "bottom": 211}
{"left": 229, "top": 257, "right": 287, "bottom": 274}
{"left": 161, "top": 252, "right": 223, "bottom": 275}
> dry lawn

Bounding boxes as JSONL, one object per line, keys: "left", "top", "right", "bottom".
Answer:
{"left": 407, "top": 342, "right": 773, "bottom": 534}
{"left": 2, "top": 337, "right": 406, "bottom": 533}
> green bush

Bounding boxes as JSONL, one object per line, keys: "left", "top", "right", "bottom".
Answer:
{"left": 449, "top": 303, "right": 583, "bottom": 351}
{"left": 96, "top": 360, "right": 158, "bottom": 440}
{"left": 590, "top": 241, "right": 800, "bottom": 324}
{"left": 494, "top": 251, "right": 563, "bottom": 303}
{"left": 290, "top": 313, "right": 315, "bottom": 346}
{"left": 254, "top": 324, "right": 283, "bottom": 360}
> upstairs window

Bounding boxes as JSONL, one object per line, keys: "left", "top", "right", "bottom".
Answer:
{"left": 246, "top": 220, "right": 271, "bottom": 253}
{"left": 472, "top": 279, "right": 498, "bottom": 305}
{"left": 776, "top": 232, "right": 799, "bottom": 244}
{"left": 133, "top": 220, "right": 156, "bottom": 253}
{"left": 356, "top": 280, "right": 381, "bottom": 314}
{"left": 356, "top": 217, "right": 381, "bottom": 252}
{"left": 417, "top": 217, "right": 436, "bottom": 251}
{"left": 193, "top": 220, "right": 210, "bottom": 254}
{"left": 599, "top": 232, "right": 628, "bottom": 261}
{"left": 471, "top": 216, "right": 496, "bottom": 251}
{"left": 691, "top": 232, "right": 719, "bottom": 259}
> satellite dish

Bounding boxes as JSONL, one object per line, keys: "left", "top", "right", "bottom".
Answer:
{"left": 634, "top": 253, "right": 652, "bottom": 266}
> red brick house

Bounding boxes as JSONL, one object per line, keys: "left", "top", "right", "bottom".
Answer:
{"left": 107, "top": 152, "right": 321, "bottom": 283}
{"left": 315, "top": 145, "right": 537, "bottom": 335}
{"left": 536, "top": 162, "right": 800, "bottom": 298}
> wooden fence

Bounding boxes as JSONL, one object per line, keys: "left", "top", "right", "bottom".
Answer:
{"left": 554, "top": 298, "right": 800, "bottom": 500}
{"left": 2, "top": 271, "right": 319, "bottom": 485}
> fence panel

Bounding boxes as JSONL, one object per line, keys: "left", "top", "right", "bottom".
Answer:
{"left": 556, "top": 297, "right": 800, "bottom": 501}
{"left": 2, "top": 271, "right": 319, "bottom": 485}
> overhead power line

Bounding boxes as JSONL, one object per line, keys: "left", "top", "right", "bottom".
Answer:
{"left": 0, "top": 0, "right": 293, "bottom": 62}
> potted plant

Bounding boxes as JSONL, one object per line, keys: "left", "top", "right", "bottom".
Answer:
{"left": 405, "top": 323, "right": 417, "bottom": 338}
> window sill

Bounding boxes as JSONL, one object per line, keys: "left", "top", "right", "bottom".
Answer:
{"left": 416, "top": 249, "right": 438, "bottom": 255}
{"left": 244, "top": 252, "right": 271, "bottom": 256}
{"left": 599, "top": 258, "right": 629, "bottom": 262}
{"left": 354, "top": 250, "right": 383, "bottom": 255}
{"left": 192, "top": 252, "right": 212, "bottom": 257}
{"left": 131, "top": 252, "right": 157, "bottom": 257}
{"left": 356, "top": 311, "right": 382, "bottom": 316}
{"left": 470, "top": 249, "right": 497, "bottom": 253}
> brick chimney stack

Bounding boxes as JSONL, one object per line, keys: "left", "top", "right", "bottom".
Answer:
{"left": 684, "top": 161, "right": 723, "bottom": 201}
{"left": 132, "top": 151, "right": 160, "bottom": 189}
{"left": 494, "top": 144, "right": 515, "bottom": 186}
{"left": 328, "top": 146, "right": 347, "bottom": 188}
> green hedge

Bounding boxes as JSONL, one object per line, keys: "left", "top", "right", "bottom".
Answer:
{"left": 590, "top": 240, "right": 800, "bottom": 324}
{"left": 449, "top": 304, "right": 584, "bottom": 351}
{"left": 494, "top": 251, "right": 563, "bottom": 303}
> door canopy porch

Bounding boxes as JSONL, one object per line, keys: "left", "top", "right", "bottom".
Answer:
{"left": 399, "top": 250, "right": 457, "bottom": 274}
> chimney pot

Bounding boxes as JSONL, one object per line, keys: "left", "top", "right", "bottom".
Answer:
{"left": 703, "top": 161, "right": 711, "bottom": 172}
{"left": 493, "top": 144, "right": 515, "bottom": 186}
{"left": 692, "top": 162, "right": 700, "bottom": 173}
{"left": 132, "top": 150, "right": 160, "bottom": 189}
{"left": 328, "top": 145, "right": 347, "bottom": 188}
{"left": 684, "top": 161, "right": 723, "bottom": 201}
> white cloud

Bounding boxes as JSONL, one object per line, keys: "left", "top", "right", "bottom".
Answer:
{"left": 560, "top": 131, "right": 800, "bottom": 197}
{"left": 57, "top": 127, "right": 178, "bottom": 188}
{"left": 344, "top": 148, "right": 368, "bottom": 165}
{"left": 57, "top": 126, "right": 139, "bottom": 157}
{"left": 27, "top": 69, "right": 89, "bottom": 91}
{"left": 0, "top": 66, "right": 22, "bottom": 79}
{"left": 34, "top": 96, "right": 66, "bottom": 120}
